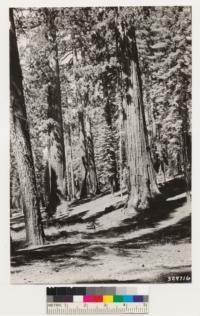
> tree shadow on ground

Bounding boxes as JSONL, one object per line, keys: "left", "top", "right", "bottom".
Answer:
{"left": 158, "top": 176, "right": 186, "bottom": 199}
{"left": 111, "top": 215, "right": 191, "bottom": 252}
{"left": 11, "top": 242, "right": 89, "bottom": 267}
{"left": 70, "top": 190, "right": 110, "bottom": 208}
{"left": 81, "top": 200, "right": 125, "bottom": 223}
{"left": 11, "top": 239, "right": 25, "bottom": 254}
{"left": 86, "top": 195, "right": 188, "bottom": 240}
{"left": 45, "top": 210, "right": 88, "bottom": 227}
{"left": 45, "top": 230, "right": 80, "bottom": 242}
{"left": 10, "top": 209, "right": 88, "bottom": 234}
{"left": 11, "top": 241, "right": 109, "bottom": 268}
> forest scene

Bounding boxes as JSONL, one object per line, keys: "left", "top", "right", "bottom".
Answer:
{"left": 10, "top": 6, "right": 191, "bottom": 284}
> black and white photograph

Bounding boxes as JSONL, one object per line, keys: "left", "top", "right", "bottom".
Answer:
{"left": 10, "top": 6, "right": 192, "bottom": 284}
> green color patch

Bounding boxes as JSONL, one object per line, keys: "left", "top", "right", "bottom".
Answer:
{"left": 113, "top": 295, "right": 123, "bottom": 302}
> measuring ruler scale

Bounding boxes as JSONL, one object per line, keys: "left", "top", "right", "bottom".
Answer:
{"left": 46, "top": 287, "right": 149, "bottom": 314}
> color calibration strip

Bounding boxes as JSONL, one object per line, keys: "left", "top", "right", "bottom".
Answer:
{"left": 46, "top": 287, "right": 149, "bottom": 314}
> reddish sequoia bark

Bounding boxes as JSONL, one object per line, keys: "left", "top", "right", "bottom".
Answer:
{"left": 118, "top": 19, "right": 160, "bottom": 211}
{"left": 10, "top": 9, "right": 44, "bottom": 246}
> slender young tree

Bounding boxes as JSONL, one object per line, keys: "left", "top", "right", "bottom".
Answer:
{"left": 64, "top": 136, "right": 70, "bottom": 198}
{"left": 117, "top": 14, "right": 160, "bottom": 211}
{"left": 10, "top": 8, "right": 44, "bottom": 246}
{"left": 77, "top": 108, "right": 87, "bottom": 198}
{"left": 103, "top": 84, "right": 120, "bottom": 193}
{"left": 69, "top": 124, "right": 75, "bottom": 199}
{"left": 64, "top": 120, "right": 76, "bottom": 200}
{"left": 85, "top": 113, "right": 100, "bottom": 194}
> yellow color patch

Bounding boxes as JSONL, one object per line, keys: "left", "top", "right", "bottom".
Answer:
{"left": 103, "top": 295, "right": 113, "bottom": 303}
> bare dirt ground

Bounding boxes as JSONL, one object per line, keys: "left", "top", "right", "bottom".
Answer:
{"left": 10, "top": 179, "right": 191, "bottom": 284}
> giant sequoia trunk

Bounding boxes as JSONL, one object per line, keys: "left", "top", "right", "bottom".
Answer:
{"left": 45, "top": 9, "right": 66, "bottom": 209}
{"left": 118, "top": 20, "right": 160, "bottom": 211}
{"left": 10, "top": 9, "right": 44, "bottom": 246}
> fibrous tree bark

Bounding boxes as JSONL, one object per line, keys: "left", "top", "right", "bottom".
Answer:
{"left": 10, "top": 8, "right": 44, "bottom": 246}
{"left": 117, "top": 17, "right": 160, "bottom": 211}
{"left": 44, "top": 9, "right": 66, "bottom": 211}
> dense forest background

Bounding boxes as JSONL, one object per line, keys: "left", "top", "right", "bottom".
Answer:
{"left": 10, "top": 7, "right": 191, "bottom": 250}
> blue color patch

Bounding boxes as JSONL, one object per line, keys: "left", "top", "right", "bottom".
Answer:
{"left": 122, "top": 295, "right": 133, "bottom": 302}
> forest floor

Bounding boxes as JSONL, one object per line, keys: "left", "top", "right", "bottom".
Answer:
{"left": 10, "top": 178, "right": 191, "bottom": 284}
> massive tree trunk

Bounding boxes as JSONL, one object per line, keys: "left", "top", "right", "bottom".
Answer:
{"left": 118, "top": 19, "right": 160, "bottom": 211}
{"left": 10, "top": 9, "right": 44, "bottom": 246}
{"left": 45, "top": 9, "right": 66, "bottom": 208}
